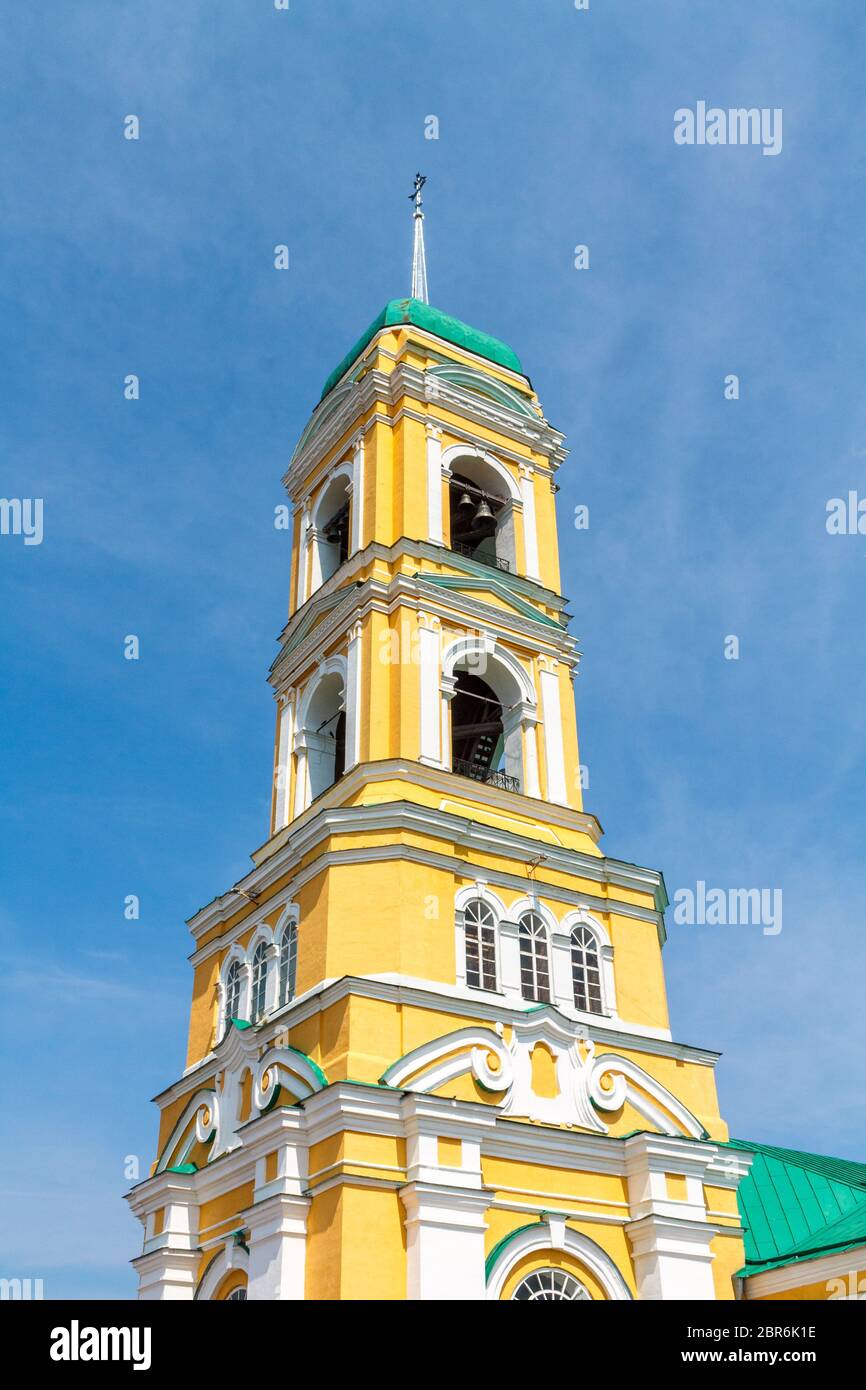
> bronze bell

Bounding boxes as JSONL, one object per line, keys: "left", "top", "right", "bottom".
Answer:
{"left": 473, "top": 497, "right": 496, "bottom": 536}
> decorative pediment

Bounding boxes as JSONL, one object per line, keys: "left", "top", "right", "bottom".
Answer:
{"left": 271, "top": 585, "right": 359, "bottom": 676}
{"left": 418, "top": 574, "right": 564, "bottom": 630}
{"left": 155, "top": 1024, "right": 328, "bottom": 1173}
{"left": 426, "top": 363, "right": 540, "bottom": 421}
{"left": 380, "top": 1013, "right": 707, "bottom": 1140}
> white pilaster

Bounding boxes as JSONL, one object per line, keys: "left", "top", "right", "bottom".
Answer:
{"left": 308, "top": 528, "right": 323, "bottom": 595}
{"left": 550, "top": 930, "right": 574, "bottom": 1009}
{"left": 263, "top": 941, "right": 281, "bottom": 1015}
{"left": 539, "top": 660, "right": 568, "bottom": 804}
{"left": 245, "top": 1193, "right": 310, "bottom": 1301}
{"left": 426, "top": 425, "right": 443, "bottom": 544}
{"left": 296, "top": 502, "right": 311, "bottom": 608}
{"left": 273, "top": 696, "right": 293, "bottom": 831}
{"left": 498, "top": 919, "right": 521, "bottom": 995}
{"left": 624, "top": 1133, "right": 718, "bottom": 1300}
{"left": 440, "top": 673, "right": 456, "bottom": 769}
{"left": 400, "top": 1096, "right": 492, "bottom": 1300}
{"left": 418, "top": 613, "right": 442, "bottom": 765}
{"left": 522, "top": 716, "right": 541, "bottom": 798}
{"left": 134, "top": 1248, "right": 199, "bottom": 1301}
{"left": 292, "top": 733, "right": 308, "bottom": 819}
{"left": 344, "top": 621, "right": 363, "bottom": 770}
{"left": 132, "top": 1178, "right": 200, "bottom": 1300}
{"left": 350, "top": 433, "right": 364, "bottom": 553}
{"left": 519, "top": 463, "right": 541, "bottom": 581}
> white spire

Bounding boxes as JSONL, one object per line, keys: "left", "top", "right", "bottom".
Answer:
{"left": 409, "top": 173, "right": 429, "bottom": 303}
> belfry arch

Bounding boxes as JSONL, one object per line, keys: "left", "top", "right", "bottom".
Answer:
{"left": 441, "top": 635, "right": 540, "bottom": 796}
{"left": 294, "top": 658, "right": 348, "bottom": 811}
{"left": 443, "top": 447, "right": 520, "bottom": 572}
{"left": 310, "top": 466, "right": 352, "bottom": 592}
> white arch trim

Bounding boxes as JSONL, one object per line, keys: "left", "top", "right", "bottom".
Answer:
{"left": 246, "top": 922, "right": 276, "bottom": 958}
{"left": 219, "top": 945, "right": 251, "bottom": 1030}
{"left": 441, "top": 444, "right": 521, "bottom": 504}
{"left": 275, "top": 902, "right": 301, "bottom": 934}
{"left": 297, "top": 653, "right": 348, "bottom": 730}
{"left": 486, "top": 1217, "right": 632, "bottom": 1301}
{"left": 442, "top": 634, "right": 536, "bottom": 710}
{"left": 156, "top": 1087, "right": 218, "bottom": 1174}
{"left": 559, "top": 909, "right": 612, "bottom": 949}
{"left": 510, "top": 897, "right": 559, "bottom": 934}
{"left": 195, "top": 1244, "right": 249, "bottom": 1302}
{"left": 310, "top": 460, "right": 354, "bottom": 530}
{"left": 454, "top": 883, "right": 508, "bottom": 918}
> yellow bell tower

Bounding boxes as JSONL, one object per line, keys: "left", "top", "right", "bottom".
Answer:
{"left": 128, "top": 190, "right": 751, "bottom": 1302}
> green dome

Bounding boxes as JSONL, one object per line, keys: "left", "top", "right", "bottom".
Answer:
{"left": 320, "top": 298, "right": 523, "bottom": 399}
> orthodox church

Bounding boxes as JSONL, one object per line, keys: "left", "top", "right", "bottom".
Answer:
{"left": 127, "top": 183, "right": 866, "bottom": 1301}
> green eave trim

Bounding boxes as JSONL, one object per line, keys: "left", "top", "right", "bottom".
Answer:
{"left": 321, "top": 298, "right": 524, "bottom": 399}
{"left": 230, "top": 1017, "right": 253, "bottom": 1031}
{"left": 485, "top": 1220, "right": 543, "bottom": 1282}
{"left": 166, "top": 1163, "right": 197, "bottom": 1175}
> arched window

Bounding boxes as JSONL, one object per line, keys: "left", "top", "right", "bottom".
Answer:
{"left": 250, "top": 942, "right": 269, "bottom": 1022}
{"left": 225, "top": 1286, "right": 248, "bottom": 1301}
{"left": 512, "top": 1269, "right": 591, "bottom": 1301}
{"left": 570, "top": 925, "right": 603, "bottom": 1014}
{"left": 463, "top": 898, "right": 497, "bottom": 991}
{"left": 279, "top": 921, "right": 298, "bottom": 1006}
{"left": 224, "top": 959, "right": 242, "bottom": 1029}
{"left": 518, "top": 912, "right": 550, "bottom": 1003}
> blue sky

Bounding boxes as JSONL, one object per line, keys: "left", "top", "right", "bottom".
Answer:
{"left": 1, "top": 3, "right": 864, "bottom": 1298}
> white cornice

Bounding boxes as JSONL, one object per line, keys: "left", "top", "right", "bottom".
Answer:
{"left": 286, "top": 350, "right": 566, "bottom": 496}
{"left": 185, "top": 789, "right": 645, "bottom": 939}
{"left": 131, "top": 1077, "right": 734, "bottom": 1228}
{"left": 269, "top": 562, "right": 575, "bottom": 695}
{"left": 157, "top": 975, "right": 717, "bottom": 1123}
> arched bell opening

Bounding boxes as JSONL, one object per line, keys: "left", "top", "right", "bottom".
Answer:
{"left": 450, "top": 666, "right": 520, "bottom": 793}
{"left": 448, "top": 457, "right": 515, "bottom": 572}
{"left": 314, "top": 473, "right": 351, "bottom": 587}
{"left": 302, "top": 670, "right": 346, "bottom": 802}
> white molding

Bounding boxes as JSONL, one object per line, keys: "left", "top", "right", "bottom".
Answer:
{"left": 539, "top": 661, "right": 568, "bottom": 805}
{"left": 381, "top": 1017, "right": 705, "bottom": 1138}
{"left": 744, "top": 1247, "right": 866, "bottom": 1300}
{"left": 441, "top": 442, "right": 522, "bottom": 504}
{"left": 195, "top": 1244, "right": 249, "bottom": 1302}
{"left": 350, "top": 435, "right": 364, "bottom": 554}
{"left": 486, "top": 1216, "right": 632, "bottom": 1301}
{"left": 519, "top": 464, "right": 541, "bottom": 582}
{"left": 426, "top": 424, "right": 443, "bottom": 544}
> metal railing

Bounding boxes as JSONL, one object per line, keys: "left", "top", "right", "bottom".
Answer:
{"left": 450, "top": 542, "right": 512, "bottom": 573}
{"left": 452, "top": 757, "right": 519, "bottom": 794}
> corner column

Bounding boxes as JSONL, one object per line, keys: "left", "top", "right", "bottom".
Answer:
{"left": 624, "top": 1133, "right": 718, "bottom": 1300}
{"left": 399, "top": 1096, "right": 493, "bottom": 1300}
{"left": 131, "top": 1177, "right": 200, "bottom": 1301}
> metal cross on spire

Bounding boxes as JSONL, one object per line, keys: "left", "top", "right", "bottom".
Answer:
{"left": 409, "top": 172, "right": 429, "bottom": 304}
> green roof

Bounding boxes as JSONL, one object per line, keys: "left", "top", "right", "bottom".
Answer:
{"left": 320, "top": 298, "right": 523, "bottom": 399}
{"left": 729, "top": 1138, "right": 866, "bottom": 1277}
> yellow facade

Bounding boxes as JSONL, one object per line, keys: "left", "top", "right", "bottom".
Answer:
{"left": 128, "top": 297, "right": 759, "bottom": 1302}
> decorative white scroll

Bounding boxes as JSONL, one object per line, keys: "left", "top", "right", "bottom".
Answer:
{"left": 380, "top": 1013, "right": 706, "bottom": 1139}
